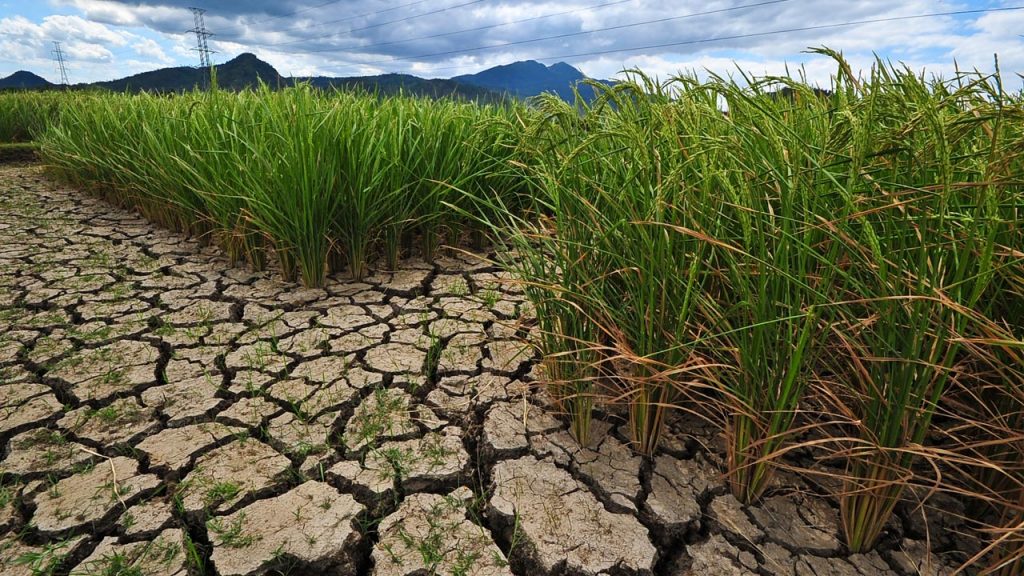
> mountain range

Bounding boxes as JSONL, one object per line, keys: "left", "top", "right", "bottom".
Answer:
{"left": 454, "top": 59, "right": 611, "bottom": 102}
{"left": 0, "top": 53, "right": 608, "bottom": 102}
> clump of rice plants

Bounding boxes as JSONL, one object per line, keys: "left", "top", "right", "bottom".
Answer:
{"left": 40, "top": 92, "right": 208, "bottom": 233}
{"left": 465, "top": 98, "right": 604, "bottom": 444}
{"left": 498, "top": 71, "right": 841, "bottom": 468}
{"left": 704, "top": 74, "right": 844, "bottom": 504}
{"left": 491, "top": 76, "right": 725, "bottom": 454}
{"left": 817, "top": 54, "right": 1012, "bottom": 553}
{"left": 475, "top": 51, "right": 1024, "bottom": 566}
{"left": 37, "top": 83, "right": 528, "bottom": 285}
{"left": 243, "top": 84, "right": 350, "bottom": 285}
{"left": 171, "top": 88, "right": 269, "bottom": 269}
{"left": 0, "top": 91, "right": 63, "bottom": 142}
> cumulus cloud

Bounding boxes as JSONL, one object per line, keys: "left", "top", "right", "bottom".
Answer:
{"left": 54, "top": 0, "right": 192, "bottom": 32}
{"left": 63, "top": 39, "right": 116, "bottom": 62}
{"left": 0, "top": 13, "right": 136, "bottom": 79}
{"left": 4, "top": 0, "right": 1024, "bottom": 87}
{"left": 132, "top": 37, "right": 173, "bottom": 63}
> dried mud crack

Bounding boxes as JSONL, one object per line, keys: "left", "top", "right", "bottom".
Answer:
{"left": 0, "top": 165, "right": 965, "bottom": 576}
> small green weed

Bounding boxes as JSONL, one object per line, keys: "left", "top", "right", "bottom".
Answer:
{"left": 207, "top": 515, "right": 258, "bottom": 548}
{"left": 203, "top": 481, "right": 241, "bottom": 507}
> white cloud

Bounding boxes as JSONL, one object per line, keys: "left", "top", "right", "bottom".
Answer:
{"left": 53, "top": 0, "right": 143, "bottom": 25}
{"left": 576, "top": 51, "right": 950, "bottom": 91}
{"left": 63, "top": 39, "right": 115, "bottom": 62}
{"left": 53, "top": 0, "right": 187, "bottom": 30}
{"left": 119, "top": 57, "right": 176, "bottom": 73}
{"left": 1, "top": 1, "right": 1021, "bottom": 88}
{"left": 0, "top": 15, "right": 45, "bottom": 40}
{"left": 0, "top": 13, "right": 137, "bottom": 79}
{"left": 132, "top": 37, "right": 172, "bottom": 63}
{"left": 41, "top": 14, "right": 131, "bottom": 45}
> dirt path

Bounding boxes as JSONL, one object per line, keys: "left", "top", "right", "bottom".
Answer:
{"left": 0, "top": 165, "right": 959, "bottom": 575}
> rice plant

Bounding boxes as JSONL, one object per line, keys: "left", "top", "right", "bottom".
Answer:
{"left": 819, "top": 55, "right": 1013, "bottom": 553}
{"left": 0, "top": 91, "right": 62, "bottom": 142}
{"left": 705, "top": 75, "right": 844, "bottom": 504}
{"left": 463, "top": 101, "right": 603, "bottom": 444}
{"left": 494, "top": 77, "right": 726, "bottom": 454}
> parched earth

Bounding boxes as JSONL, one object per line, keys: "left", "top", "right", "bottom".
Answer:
{"left": 0, "top": 164, "right": 967, "bottom": 575}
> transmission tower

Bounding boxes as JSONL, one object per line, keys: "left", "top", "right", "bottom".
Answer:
{"left": 189, "top": 7, "right": 215, "bottom": 69}
{"left": 51, "top": 41, "right": 70, "bottom": 86}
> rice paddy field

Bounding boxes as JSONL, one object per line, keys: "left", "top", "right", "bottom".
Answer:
{"left": 1, "top": 51, "right": 1022, "bottom": 575}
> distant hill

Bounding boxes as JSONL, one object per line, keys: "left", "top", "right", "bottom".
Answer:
{"left": 3, "top": 54, "right": 607, "bottom": 102}
{"left": 91, "top": 64, "right": 203, "bottom": 93}
{"left": 216, "top": 53, "right": 284, "bottom": 91}
{"left": 92, "top": 53, "right": 283, "bottom": 93}
{"left": 0, "top": 71, "right": 53, "bottom": 90}
{"left": 453, "top": 60, "right": 610, "bottom": 101}
{"left": 87, "top": 53, "right": 496, "bottom": 100}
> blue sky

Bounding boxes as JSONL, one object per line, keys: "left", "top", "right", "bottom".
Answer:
{"left": 1, "top": 0, "right": 1022, "bottom": 89}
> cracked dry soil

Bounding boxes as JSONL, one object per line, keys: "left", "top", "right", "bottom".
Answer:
{"left": 0, "top": 165, "right": 968, "bottom": 575}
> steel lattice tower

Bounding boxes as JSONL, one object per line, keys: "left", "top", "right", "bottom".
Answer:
{"left": 189, "top": 7, "right": 215, "bottom": 69}
{"left": 51, "top": 41, "right": 69, "bottom": 86}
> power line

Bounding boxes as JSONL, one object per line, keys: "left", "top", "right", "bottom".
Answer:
{"left": 361, "top": 0, "right": 790, "bottom": 65}
{"left": 520, "top": 5, "right": 1024, "bottom": 66}
{"left": 291, "top": 0, "right": 633, "bottom": 55}
{"left": 218, "top": 0, "right": 435, "bottom": 39}
{"left": 267, "top": 0, "right": 490, "bottom": 47}
{"left": 217, "top": 0, "right": 349, "bottom": 34}
{"left": 51, "top": 41, "right": 69, "bottom": 86}
{"left": 202, "top": 2, "right": 1024, "bottom": 80}
{"left": 410, "top": 4, "right": 1024, "bottom": 75}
